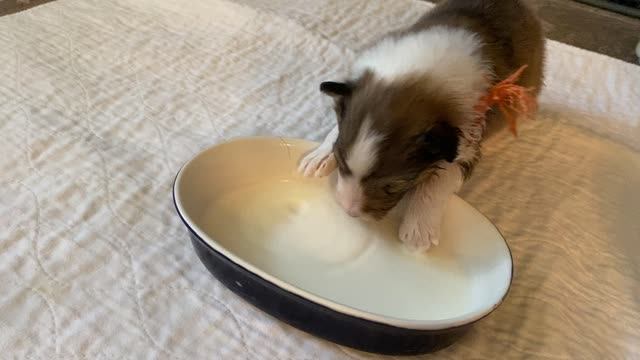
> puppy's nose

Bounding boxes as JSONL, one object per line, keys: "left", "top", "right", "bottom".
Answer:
{"left": 337, "top": 197, "right": 361, "bottom": 217}
{"left": 346, "top": 207, "right": 361, "bottom": 218}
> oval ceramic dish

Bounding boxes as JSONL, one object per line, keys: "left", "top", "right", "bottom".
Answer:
{"left": 173, "top": 137, "right": 513, "bottom": 355}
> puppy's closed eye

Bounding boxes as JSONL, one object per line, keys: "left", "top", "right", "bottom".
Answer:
{"left": 382, "top": 179, "right": 410, "bottom": 195}
{"left": 383, "top": 184, "right": 397, "bottom": 195}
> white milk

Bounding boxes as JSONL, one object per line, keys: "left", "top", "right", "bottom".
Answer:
{"left": 200, "top": 179, "right": 472, "bottom": 321}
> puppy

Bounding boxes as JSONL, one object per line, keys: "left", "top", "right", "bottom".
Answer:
{"left": 299, "top": 0, "right": 544, "bottom": 251}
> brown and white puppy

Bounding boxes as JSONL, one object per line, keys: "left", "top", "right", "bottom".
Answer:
{"left": 299, "top": 0, "right": 545, "bottom": 251}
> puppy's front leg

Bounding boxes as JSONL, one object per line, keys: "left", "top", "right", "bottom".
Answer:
{"left": 298, "top": 125, "right": 338, "bottom": 177}
{"left": 399, "top": 162, "right": 464, "bottom": 252}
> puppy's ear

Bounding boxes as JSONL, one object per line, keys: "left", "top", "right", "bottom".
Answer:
{"left": 320, "top": 81, "right": 353, "bottom": 98}
{"left": 419, "top": 121, "right": 460, "bottom": 163}
{"left": 321, "top": 81, "right": 353, "bottom": 122}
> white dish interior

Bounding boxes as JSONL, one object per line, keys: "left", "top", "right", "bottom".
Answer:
{"left": 174, "top": 137, "right": 512, "bottom": 330}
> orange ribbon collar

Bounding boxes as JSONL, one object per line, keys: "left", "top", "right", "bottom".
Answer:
{"left": 474, "top": 65, "right": 537, "bottom": 136}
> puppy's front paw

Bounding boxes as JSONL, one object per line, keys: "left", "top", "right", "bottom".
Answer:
{"left": 298, "top": 145, "right": 336, "bottom": 177}
{"left": 399, "top": 213, "right": 440, "bottom": 253}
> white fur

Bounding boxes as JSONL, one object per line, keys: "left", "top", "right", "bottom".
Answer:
{"left": 353, "top": 26, "right": 490, "bottom": 161}
{"left": 353, "top": 26, "right": 487, "bottom": 95}
{"left": 399, "top": 162, "right": 463, "bottom": 252}
{"left": 336, "top": 118, "right": 382, "bottom": 217}
{"left": 346, "top": 117, "right": 381, "bottom": 178}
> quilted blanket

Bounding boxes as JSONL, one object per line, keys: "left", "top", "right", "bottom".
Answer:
{"left": 1, "top": 0, "right": 639, "bottom": 358}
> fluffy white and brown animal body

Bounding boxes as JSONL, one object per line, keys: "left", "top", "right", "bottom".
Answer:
{"left": 300, "top": 0, "right": 545, "bottom": 251}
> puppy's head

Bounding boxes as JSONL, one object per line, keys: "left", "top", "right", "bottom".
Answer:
{"left": 321, "top": 73, "right": 463, "bottom": 220}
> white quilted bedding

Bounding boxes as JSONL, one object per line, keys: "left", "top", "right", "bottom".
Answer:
{"left": 1, "top": 0, "right": 639, "bottom": 358}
